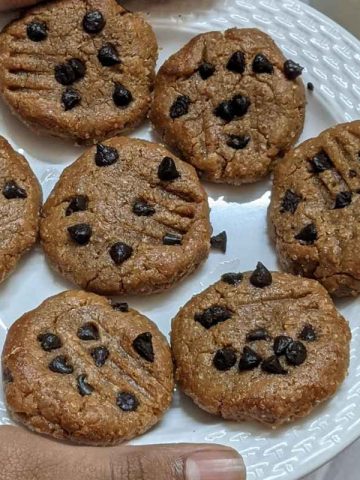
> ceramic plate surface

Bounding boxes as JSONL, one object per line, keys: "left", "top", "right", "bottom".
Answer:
{"left": 0, "top": 1, "right": 360, "bottom": 479}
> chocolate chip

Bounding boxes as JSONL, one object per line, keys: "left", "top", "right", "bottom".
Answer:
{"left": 68, "top": 59, "right": 86, "bottom": 81}
{"left": 213, "top": 347, "right": 237, "bottom": 371}
{"left": 199, "top": 62, "right": 215, "bottom": 79}
{"left": 252, "top": 54, "right": 273, "bottom": 74}
{"left": 77, "top": 322, "right": 100, "bottom": 341}
{"left": 117, "top": 392, "right": 139, "bottom": 412}
{"left": 77, "top": 374, "right": 94, "bottom": 396}
{"left": 95, "top": 144, "right": 119, "bottom": 167}
{"left": 2, "top": 367, "right": 13, "bottom": 384}
{"left": 299, "top": 324, "right": 317, "bottom": 342}
{"left": 273, "top": 336, "right": 293, "bottom": 356}
{"left": 221, "top": 272, "right": 243, "bottom": 285}
{"left": 227, "top": 135, "right": 250, "bottom": 150}
{"left": 261, "top": 355, "right": 287, "bottom": 374}
{"left": 286, "top": 341, "right": 307, "bottom": 366}
{"left": 170, "top": 95, "right": 191, "bottom": 119}
{"left": 214, "top": 100, "right": 235, "bottom": 122}
{"left": 307, "top": 82, "right": 314, "bottom": 91}
{"left": 113, "top": 84, "right": 133, "bottom": 107}
{"left": 91, "top": 346, "right": 109, "bottom": 367}
{"left": 98, "top": 43, "right": 121, "bottom": 66}
{"left": 49, "top": 356, "right": 73, "bottom": 374}
{"left": 66, "top": 195, "right": 88, "bottom": 216}
{"left": 295, "top": 223, "right": 317, "bottom": 244}
{"left": 349, "top": 169, "right": 357, "bottom": 178}
{"left": 246, "top": 328, "right": 270, "bottom": 342}
{"left": 133, "top": 200, "right": 155, "bottom": 216}
{"left": 195, "top": 305, "right": 232, "bottom": 329}
{"left": 83, "top": 10, "right": 105, "bottom": 34}
{"left": 239, "top": 346, "right": 262, "bottom": 371}
{"left": 284, "top": 59, "right": 303, "bottom": 80}
{"left": 37, "top": 333, "right": 62, "bottom": 351}
{"left": 227, "top": 51, "right": 245, "bottom": 74}
{"left": 27, "top": 21, "right": 47, "bottom": 42}
{"left": 133, "top": 332, "right": 154, "bottom": 362}
{"left": 334, "top": 191, "right": 352, "bottom": 209}
{"left": 210, "top": 231, "right": 227, "bottom": 253}
{"left": 163, "top": 233, "right": 182, "bottom": 245}
{"left": 62, "top": 88, "right": 81, "bottom": 111}
{"left": 68, "top": 223, "right": 92, "bottom": 245}
{"left": 281, "top": 189, "right": 301, "bottom": 214}
{"left": 112, "top": 302, "right": 129, "bottom": 312}
{"left": 3, "top": 180, "right": 26, "bottom": 199}
{"left": 250, "top": 262, "right": 272, "bottom": 288}
{"left": 232, "top": 95, "right": 251, "bottom": 117}
{"left": 55, "top": 59, "right": 85, "bottom": 86}
{"left": 310, "top": 150, "right": 333, "bottom": 173}
{"left": 109, "top": 242, "right": 133, "bottom": 264}
{"left": 158, "top": 157, "right": 180, "bottom": 181}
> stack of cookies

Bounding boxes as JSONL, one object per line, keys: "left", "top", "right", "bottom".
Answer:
{"left": 0, "top": 0, "right": 356, "bottom": 445}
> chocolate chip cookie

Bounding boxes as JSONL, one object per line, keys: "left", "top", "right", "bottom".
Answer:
{"left": 2, "top": 290, "right": 174, "bottom": 445}
{"left": 0, "top": 136, "right": 41, "bottom": 284}
{"left": 150, "top": 28, "right": 305, "bottom": 184}
{"left": 269, "top": 120, "right": 360, "bottom": 297}
{"left": 171, "top": 265, "right": 350, "bottom": 426}
{"left": 40, "top": 137, "right": 211, "bottom": 295}
{"left": 0, "top": 0, "right": 157, "bottom": 143}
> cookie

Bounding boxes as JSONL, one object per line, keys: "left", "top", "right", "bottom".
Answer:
{"left": 171, "top": 265, "right": 350, "bottom": 426}
{"left": 150, "top": 28, "right": 305, "bottom": 184}
{"left": 269, "top": 120, "right": 360, "bottom": 297}
{"left": 0, "top": 0, "right": 157, "bottom": 143}
{"left": 2, "top": 290, "right": 174, "bottom": 445}
{"left": 40, "top": 137, "right": 211, "bottom": 295}
{"left": 0, "top": 136, "right": 41, "bottom": 284}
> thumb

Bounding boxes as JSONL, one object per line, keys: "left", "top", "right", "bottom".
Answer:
{"left": 0, "top": 0, "right": 41, "bottom": 11}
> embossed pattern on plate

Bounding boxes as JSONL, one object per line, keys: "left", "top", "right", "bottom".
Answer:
{"left": 0, "top": 1, "right": 360, "bottom": 479}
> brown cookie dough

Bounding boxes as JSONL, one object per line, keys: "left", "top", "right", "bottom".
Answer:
{"left": 40, "top": 137, "right": 211, "bottom": 295}
{"left": 2, "top": 290, "right": 174, "bottom": 445}
{"left": 0, "top": 136, "right": 41, "bottom": 284}
{"left": 171, "top": 265, "right": 350, "bottom": 426}
{"left": 0, "top": 0, "right": 157, "bottom": 143}
{"left": 269, "top": 120, "right": 360, "bottom": 297}
{"left": 150, "top": 28, "right": 305, "bottom": 184}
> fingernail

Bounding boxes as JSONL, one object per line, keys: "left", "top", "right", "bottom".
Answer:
{"left": 185, "top": 448, "right": 245, "bottom": 480}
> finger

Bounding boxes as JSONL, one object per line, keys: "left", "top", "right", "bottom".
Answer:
{"left": 0, "top": 0, "right": 40, "bottom": 11}
{"left": 0, "top": 426, "right": 246, "bottom": 480}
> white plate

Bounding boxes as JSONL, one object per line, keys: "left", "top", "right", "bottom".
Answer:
{"left": 0, "top": 1, "right": 360, "bottom": 479}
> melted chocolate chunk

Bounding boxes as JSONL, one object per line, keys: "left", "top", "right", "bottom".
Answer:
{"left": 199, "top": 62, "right": 215, "bottom": 80}
{"left": 2, "top": 367, "right": 13, "bottom": 384}
{"left": 246, "top": 328, "right": 270, "bottom": 342}
{"left": 27, "top": 21, "right": 47, "bottom": 42}
{"left": 221, "top": 272, "right": 243, "bottom": 285}
{"left": 77, "top": 374, "right": 94, "bottom": 396}
{"left": 310, "top": 150, "right": 333, "bottom": 173}
{"left": 55, "top": 59, "right": 85, "bottom": 85}
{"left": 210, "top": 231, "right": 227, "bottom": 253}
{"left": 285, "top": 341, "right": 307, "bottom": 366}
{"left": 214, "top": 100, "right": 235, "bottom": 122}
{"left": 239, "top": 346, "right": 262, "bottom": 371}
{"left": 170, "top": 95, "right": 191, "bottom": 119}
{"left": 68, "top": 59, "right": 86, "bottom": 81}
{"left": 158, "top": 157, "right": 180, "bottom": 181}
{"left": 261, "top": 355, "right": 287, "bottom": 374}
{"left": 163, "top": 233, "right": 183, "bottom": 245}
{"left": 62, "top": 88, "right": 81, "bottom": 111}
{"left": 49, "top": 356, "right": 73, "bottom": 374}
{"left": 66, "top": 195, "right": 88, "bottom": 216}
{"left": 68, "top": 223, "right": 92, "bottom": 245}
{"left": 295, "top": 223, "right": 318, "bottom": 244}
{"left": 113, "top": 84, "right": 133, "bottom": 107}
{"left": 77, "top": 322, "right": 100, "bottom": 341}
{"left": 227, "top": 51, "right": 246, "bottom": 74}
{"left": 112, "top": 302, "right": 129, "bottom": 312}
{"left": 133, "top": 200, "right": 155, "bottom": 216}
{"left": 38, "top": 333, "right": 62, "bottom": 352}
{"left": 3, "top": 180, "right": 26, "bottom": 199}
{"left": 91, "top": 346, "right": 109, "bottom": 367}
{"left": 232, "top": 95, "right": 251, "bottom": 117}
{"left": 95, "top": 144, "right": 119, "bottom": 167}
{"left": 98, "top": 43, "right": 121, "bottom": 66}
{"left": 250, "top": 262, "right": 272, "bottom": 288}
{"left": 334, "top": 191, "right": 352, "bottom": 209}
{"left": 273, "top": 336, "right": 293, "bottom": 356}
{"left": 213, "top": 347, "right": 237, "bottom": 371}
{"left": 307, "top": 82, "right": 314, "bottom": 91}
{"left": 299, "top": 324, "right": 316, "bottom": 342}
{"left": 281, "top": 190, "right": 301, "bottom": 214}
{"left": 133, "top": 332, "right": 154, "bottom": 362}
{"left": 83, "top": 10, "right": 106, "bottom": 34}
{"left": 284, "top": 59, "right": 303, "bottom": 80}
{"left": 117, "top": 392, "right": 139, "bottom": 412}
{"left": 227, "top": 135, "right": 250, "bottom": 150}
{"left": 252, "top": 54, "right": 274, "bottom": 74}
{"left": 109, "top": 242, "right": 133, "bottom": 264}
{"left": 195, "top": 305, "right": 232, "bottom": 329}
